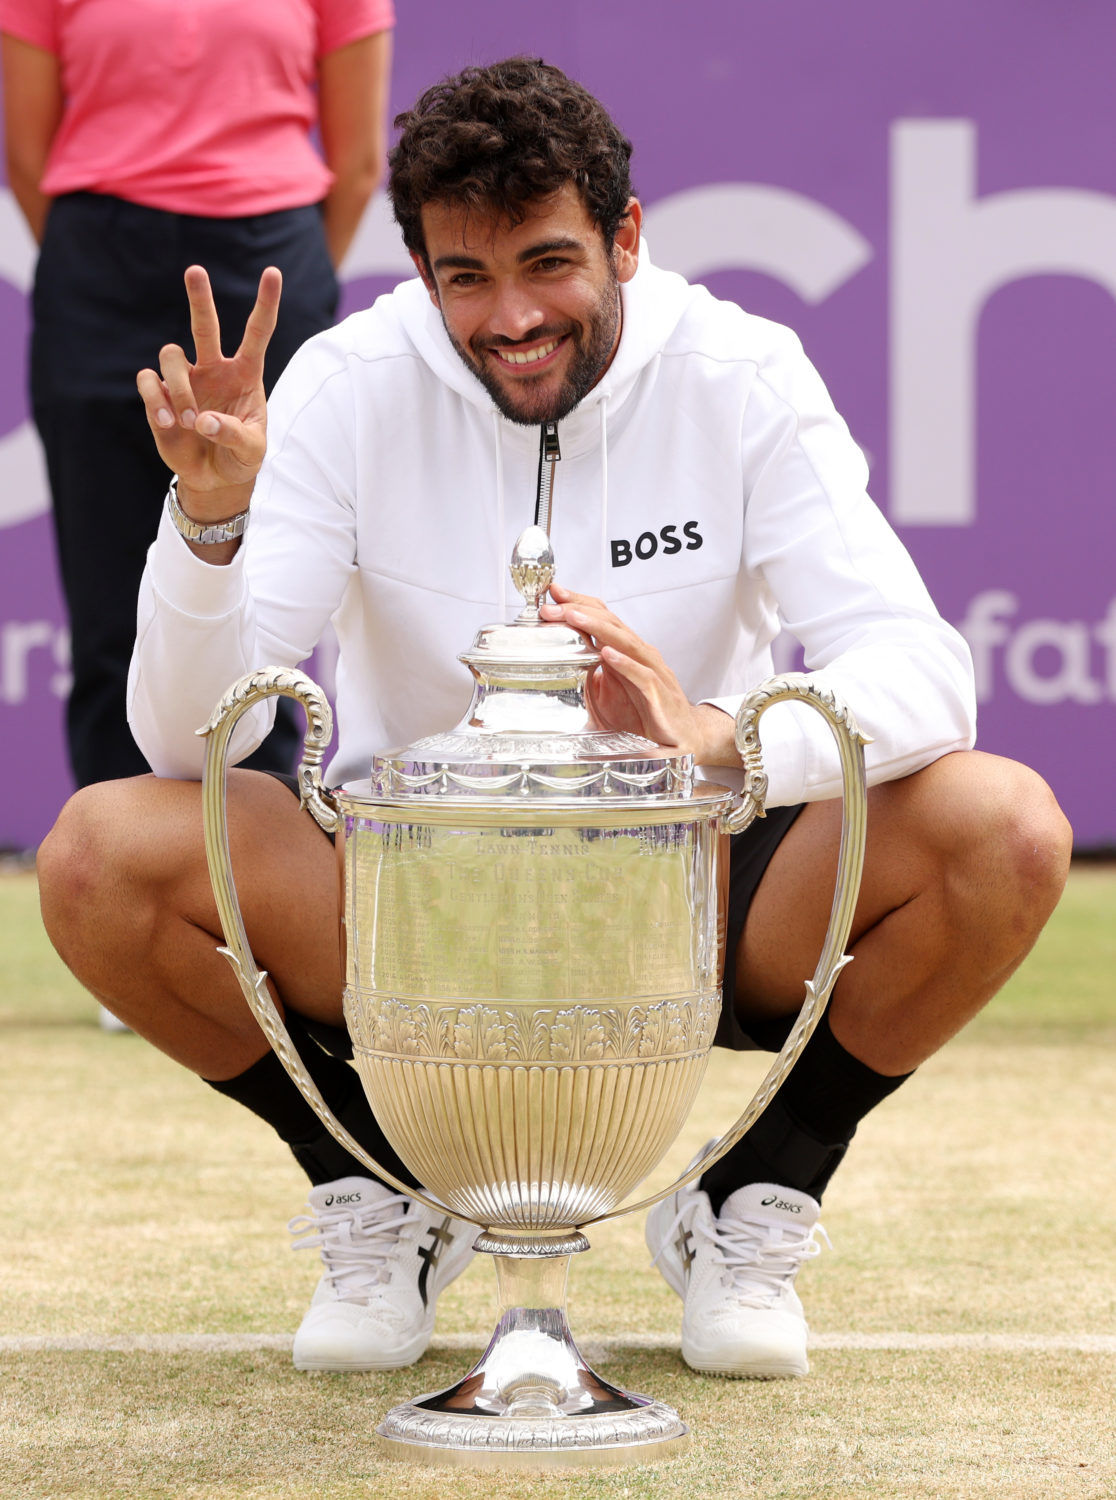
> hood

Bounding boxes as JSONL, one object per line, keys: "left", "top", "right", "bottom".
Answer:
{"left": 396, "top": 238, "right": 694, "bottom": 460}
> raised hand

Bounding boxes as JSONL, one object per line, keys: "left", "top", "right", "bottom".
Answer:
{"left": 540, "top": 583, "right": 737, "bottom": 764}
{"left": 136, "top": 265, "right": 281, "bottom": 519}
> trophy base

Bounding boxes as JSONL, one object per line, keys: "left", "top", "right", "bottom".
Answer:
{"left": 376, "top": 1248, "right": 688, "bottom": 1471}
{"left": 376, "top": 1401, "right": 689, "bottom": 1471}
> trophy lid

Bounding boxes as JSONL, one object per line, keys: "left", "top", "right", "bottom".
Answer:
{"left": 370, "top": 527, "right": 691, "bottom": 801}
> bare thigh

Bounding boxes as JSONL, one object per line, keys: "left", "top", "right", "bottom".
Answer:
{"left": 733, "top": 749, "right": 1069, "bottom": 1037}
{"left": 38, "top": 769, "right": 346, "bottom": 1071}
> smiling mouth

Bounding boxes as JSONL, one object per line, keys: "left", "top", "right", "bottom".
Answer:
{"left": 488, "top": 336, "right": 567, "bottom": 368}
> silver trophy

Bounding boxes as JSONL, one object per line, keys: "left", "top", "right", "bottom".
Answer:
{"left": 200, "top": 527, "right": 868, "bottom": 1470}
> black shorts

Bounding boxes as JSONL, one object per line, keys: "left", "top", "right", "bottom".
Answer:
{"left": 264, "top": 772, "right": 804, "bottom": 1059}
{"left": 716, "top": 801, "right": 805, "bottom": 1050}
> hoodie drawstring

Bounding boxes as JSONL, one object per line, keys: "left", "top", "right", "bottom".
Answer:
{"left": 492, "top": 411, "right": 507, "bottom": 614}
{"left": 598, "top": 397, "right": 610, "bottom": 598}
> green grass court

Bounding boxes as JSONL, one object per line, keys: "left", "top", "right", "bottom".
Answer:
{"left": 1, "top": 863, "right": 1114, "bottom": 1499}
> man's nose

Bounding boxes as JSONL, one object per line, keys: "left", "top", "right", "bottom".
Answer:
{"left": 488, "top": 279, "right": 547, "bottom": 342}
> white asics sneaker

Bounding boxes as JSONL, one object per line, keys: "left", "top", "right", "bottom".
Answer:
{"left": 646, "top": 1162, "right": 827, "bottom": 1379}
{"left": 289, "top": 1176, "right": 474, "bottom": 1372}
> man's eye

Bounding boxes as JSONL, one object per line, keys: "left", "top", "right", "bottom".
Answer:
{"left": 535, "top": 258, "right": 567, "bottom": 272}
{"left": 449, "top": 272, "right": 481, "bottom": 287}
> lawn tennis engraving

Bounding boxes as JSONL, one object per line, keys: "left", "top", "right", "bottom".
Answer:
{"left": 351, "top": 823, "right": 697, "bottom": 1000}
{"left": 200, "top": 528, "right": 869, "bottom": 1470}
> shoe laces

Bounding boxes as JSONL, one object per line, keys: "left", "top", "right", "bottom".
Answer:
{"left": 289, "top": 1192, "right": 414, "bottom": 1302}
{"left": 710, "top": 1212, "right": 830, "bottom": 1305}
{"left": 651, "top": 1198, "right": 830, "bottom": 1307}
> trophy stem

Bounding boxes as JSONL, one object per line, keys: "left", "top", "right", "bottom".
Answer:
{"left": 376, "top": 1249, "right": 690, "bottom": 1470}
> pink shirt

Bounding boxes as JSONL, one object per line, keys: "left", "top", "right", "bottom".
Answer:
{"left": 0, "top": 0, "right": 394, "bottom": 216}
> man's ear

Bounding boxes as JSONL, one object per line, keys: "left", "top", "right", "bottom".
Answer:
{"left": 612, "top": 198, "right": 642, "bottom": 284}
{"left": 411, "top": 251, "right": 440, "bottom": 307}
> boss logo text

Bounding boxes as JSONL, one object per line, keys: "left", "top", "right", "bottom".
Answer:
{"left": 610, "top": 522, "right": 703, "bottom": 567}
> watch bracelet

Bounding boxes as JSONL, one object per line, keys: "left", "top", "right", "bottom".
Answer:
{"left": 167, "top": 476, "right": 251, "bottom": 545}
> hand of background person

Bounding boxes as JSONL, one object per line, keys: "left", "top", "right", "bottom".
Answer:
{"left": 136, "top": 265, "right": 281, "bottom": 520}
{"left": 540, "top": 584, "right": 737, "bottom": 765}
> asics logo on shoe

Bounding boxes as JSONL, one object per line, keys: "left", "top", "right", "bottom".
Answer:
{"left": 674, "top": 1226, "right": 696, "bottom": 1280}
{"left": 417, "top": 1217, "right": 455, "bottom": 1310}
{"left": 323, "top": 1192, "right": 364, "bottom": 1207}
{"left": 761, "top": 1195, "right": 801, "bottom": 1213}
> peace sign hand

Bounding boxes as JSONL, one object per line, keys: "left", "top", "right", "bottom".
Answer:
{"left": 136, "top": 265, "right": 281, "bottom": 521}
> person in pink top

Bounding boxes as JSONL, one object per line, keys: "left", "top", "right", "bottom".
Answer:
{"left": 0, "top": 0, "right": 394, "bottom": 792}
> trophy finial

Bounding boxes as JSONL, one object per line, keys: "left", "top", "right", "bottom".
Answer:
{"left": 509, "top": 525, "right": 555, "bottom": 622}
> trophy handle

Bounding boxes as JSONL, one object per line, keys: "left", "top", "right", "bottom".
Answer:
{"left": 593, "top": 673, "right": 871, "bottom": 1224}
{"left": 198, "top": 665, "right": 458, "bottom": 1219}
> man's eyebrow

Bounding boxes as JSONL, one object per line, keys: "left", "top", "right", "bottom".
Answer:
{"left": 432, "top": 254, "right": 486, "bottom": 273}
{"left": 516, "top": 236, "right": 585, "bottom": 263}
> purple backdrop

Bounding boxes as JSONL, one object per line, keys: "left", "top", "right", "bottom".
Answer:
{"left": 2, "top": 0, "right": 1114, "bottom": 848}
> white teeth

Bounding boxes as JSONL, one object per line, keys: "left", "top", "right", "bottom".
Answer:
{"left": 499, "top": 339, "right": 560, "bottom": 366}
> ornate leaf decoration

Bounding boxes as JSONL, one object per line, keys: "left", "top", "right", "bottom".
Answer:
{"left": 348, "top": 989, "right": 720, "bottom": 1063}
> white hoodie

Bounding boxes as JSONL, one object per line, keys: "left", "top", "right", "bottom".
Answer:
{"left": 128, "top": 245, "right": 976, "bottom": 806}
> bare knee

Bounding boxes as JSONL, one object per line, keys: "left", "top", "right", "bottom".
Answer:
{"left": 996, "top": 767, "right": 1072, "bottom": 935}
{"left": 934, "top": 754, "right": 1072, "bottom": 949}
{"left": 38, "top": 780, "right": 135, "bottom": 914}
{"left": 37, "top": 777, "right": 165, "bottom": 980}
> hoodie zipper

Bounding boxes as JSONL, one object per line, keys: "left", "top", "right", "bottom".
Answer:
{"left": 533, "top": 421, "right": 562, "bottom": 536}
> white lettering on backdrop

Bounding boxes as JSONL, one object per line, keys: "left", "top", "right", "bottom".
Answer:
{"left": 0, "top": 190, "right": 48, "bottom": 527}
{"left": 0, "top": 620, "right": 70, "bottom": 704}
{"left": 890, "top": 121, "right": 1116, "bottom": 525}
{"left": 958, "top": 592, "right": 1116, "bottom": 706}
{"left": 639, "top": 182, "right": 872, "bottom": 300}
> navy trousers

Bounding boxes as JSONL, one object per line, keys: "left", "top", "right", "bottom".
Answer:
{"left": 31, "top": 192, "right": 339, "bottom": 787}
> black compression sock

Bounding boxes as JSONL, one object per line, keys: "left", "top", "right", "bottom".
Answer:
{"left": 701, "top": 1008, "right": 913, "bottom": 1211}
{"left": 205, "top": 1022, "right": 421, "bottom": 1191}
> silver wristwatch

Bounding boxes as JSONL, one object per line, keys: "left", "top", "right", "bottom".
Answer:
{"left": 167, "top": 477, "right": 250, "bottom": 545}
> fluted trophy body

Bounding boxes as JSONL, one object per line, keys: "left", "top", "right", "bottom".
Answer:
{"left": 199, "top": 526, "right": 869, "bottom": 1470}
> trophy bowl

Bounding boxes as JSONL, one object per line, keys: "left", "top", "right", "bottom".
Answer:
{"left": 199, "top": 528, "right": 868, "bottom": 1470}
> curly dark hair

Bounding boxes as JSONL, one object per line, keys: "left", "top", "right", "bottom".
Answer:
{"left": 389, "top": 58, "right": 634, "bottom": 267}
